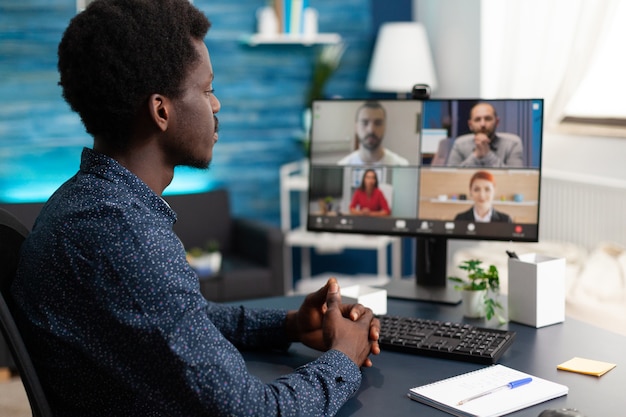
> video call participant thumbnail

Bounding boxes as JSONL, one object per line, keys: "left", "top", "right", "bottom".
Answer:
{"left": 454, "top": 170, "right": 512, "bottom": 223}
{"left": 338, "top": 101, "right": 409, "bottom": 166}
{"left": 349, "top": 169, "right": 391, "bottom": 217}
{"left": 447, "top": 102, "right": 524, "bottom": 168}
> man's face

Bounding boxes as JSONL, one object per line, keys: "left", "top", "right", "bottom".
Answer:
{"left": 164, "top": 39, "right": 220, "bottom": 169}
{"left": 468, "top": 103, "right": 498, "bottom": 137}
{"left": 355, "top": 107, "right": 386, "bottom": 151}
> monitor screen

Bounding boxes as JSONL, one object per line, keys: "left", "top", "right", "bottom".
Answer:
{"left": 306, "top": 98, "right": 544, "bottom": 303}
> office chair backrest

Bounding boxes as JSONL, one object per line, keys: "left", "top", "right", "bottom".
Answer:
{"left": 0, "top": 208, "right": 53, "bottom": 417}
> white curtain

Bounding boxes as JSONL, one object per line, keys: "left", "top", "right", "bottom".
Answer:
{"left": 480, "top": 0, "right": 620, "bottom": 129}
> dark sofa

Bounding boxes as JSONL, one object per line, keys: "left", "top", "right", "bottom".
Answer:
{"left": 165, "top": 189, "right": 285, "bottom": 302}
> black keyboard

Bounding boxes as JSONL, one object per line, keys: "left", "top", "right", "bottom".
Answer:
{"left": 378, "top": 315, "right": 516, "bottom": 364}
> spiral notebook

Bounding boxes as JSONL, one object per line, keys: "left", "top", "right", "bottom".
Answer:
{"left": 408, "top": 364, "right": 568, "bottom": 417}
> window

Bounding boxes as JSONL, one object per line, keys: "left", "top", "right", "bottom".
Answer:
{"left": 481, "top": 0, "right": 626, "bottom": 136}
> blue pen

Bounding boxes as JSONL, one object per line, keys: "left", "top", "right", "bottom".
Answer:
{"left": 457, "top": 377, "right": 532, "bottom": 405}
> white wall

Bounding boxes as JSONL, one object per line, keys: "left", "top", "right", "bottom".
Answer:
{"left": 415, "top": 0, "right": 626, "bottom": 184}
{"left": 414, "top": 0, "right": 481, "bottom": 98}
{"left": 414, "top": 0, "right": 626, "bottom": 256}
{"left": 543, "top": 132, "right": 626, "bottom": 184}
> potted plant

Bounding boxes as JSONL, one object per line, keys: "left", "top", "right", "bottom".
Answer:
{"left": 305, "top": 43, "right": 346, "bottom": 109}
{"left": 448, "top": 259, "right": 506, "bottom": 323}
{"left": 317, "top": 196, "right": 334, "bottom": 214}
{"left": 300, "top": 43, "right": 346, "bottom": 157}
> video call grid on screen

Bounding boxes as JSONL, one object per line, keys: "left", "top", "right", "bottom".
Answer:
{"left": 306, "top": 98, "right": 544, "bottom": 242}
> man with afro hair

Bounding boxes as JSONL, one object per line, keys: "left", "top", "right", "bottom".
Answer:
{"left": 12, "top": 1, "right": 380, "bottom": 415}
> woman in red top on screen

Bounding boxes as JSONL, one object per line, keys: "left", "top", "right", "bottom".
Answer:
{"left": 349, "top": 169, "right": 391, "bottom": 217}
{"left": 454, "top": 170, "right": 512, "bottom": 223}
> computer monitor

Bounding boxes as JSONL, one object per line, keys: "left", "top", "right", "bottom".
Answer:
{"left": 306, "top": 98, "right": 543, "bottom": 304}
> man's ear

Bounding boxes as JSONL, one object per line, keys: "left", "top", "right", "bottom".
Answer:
{"left": 148, "top": 94, "right": 170, "bottom": 132}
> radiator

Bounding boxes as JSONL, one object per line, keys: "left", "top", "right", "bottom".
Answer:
{"left": 540, "top": 170, "right": 626, "bottom": 250}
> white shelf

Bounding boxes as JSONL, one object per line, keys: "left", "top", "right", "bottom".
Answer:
{"left": 242, "top": 33, "right": 342, "bottom": 46}
{"left": 283, "top": 176, "right": 308, "bottom": 191}
{"left": 427, "top": 198, "right": 538, "bottom": 206}
{"left": 286, "top": 227, "right": 397, "bottom": 254}
{"left": 285, "top": 227, "right": 400, "bottom": 281}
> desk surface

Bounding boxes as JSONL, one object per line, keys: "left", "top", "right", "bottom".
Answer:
{"left": 235, "top": 295, "right": 624, "bottom": 417}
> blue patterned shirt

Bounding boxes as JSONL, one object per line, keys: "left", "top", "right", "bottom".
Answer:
{"left": 12, "top": 147, "right": 361, "bottom": 416}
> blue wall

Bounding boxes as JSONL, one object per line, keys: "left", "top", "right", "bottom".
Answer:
{"left": 0, "top": 0, "right": 374, "bottom": 225}
{"left": 0, "top": 1, "right": 81, "bottom": 203}
{"left": 0, "top": 0, "right": 412, "bottom": 279}
{"left": 199, "top": 0, "right": 374, "bottom": 225}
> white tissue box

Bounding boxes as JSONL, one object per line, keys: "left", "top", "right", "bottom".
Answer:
{"left": 341, "top": 285, "right": 387, "bottom": 315}
{"left": 508, "top": 253, "right": 566, "bottom": 328}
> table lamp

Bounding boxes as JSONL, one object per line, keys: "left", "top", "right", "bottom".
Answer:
{"left": 366, "top": 22, "right": 438, "bottom": 97}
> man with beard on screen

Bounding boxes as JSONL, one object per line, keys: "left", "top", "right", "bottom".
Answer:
{"left": 338, "top": 101, "right": 409, "bottom": 166}
{"left": 446, "top": 102, "right": 524, "bottom": 167}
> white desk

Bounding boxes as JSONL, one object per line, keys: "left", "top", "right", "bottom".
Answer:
{"left": 285, "top": 226, "right": 401, "bottom": 283}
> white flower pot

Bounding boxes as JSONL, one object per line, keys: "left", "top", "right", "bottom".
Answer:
{"left": 462, "top": 290, "right": 486, "bottom": 318}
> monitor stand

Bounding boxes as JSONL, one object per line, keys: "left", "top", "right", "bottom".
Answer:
{"left": 382, "top": 237, "right": 462, "bottom": 305}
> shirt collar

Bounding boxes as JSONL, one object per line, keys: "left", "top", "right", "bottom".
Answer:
{"left": 473, "top": 206, "right": 493, "bottom": 222}
{"left": 79, "top": 147, "right": 175, "bottom": 220}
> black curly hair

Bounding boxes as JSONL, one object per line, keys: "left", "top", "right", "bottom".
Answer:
{"left": 58, "top": 0, "right": 211, "bottom": 149}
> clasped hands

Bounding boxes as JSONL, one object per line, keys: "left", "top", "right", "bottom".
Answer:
{"left": 473, "top": 132, "right": 492, "bottom": 159}
{"left": 287, "top": 277, "right": 381, "bottom": 368}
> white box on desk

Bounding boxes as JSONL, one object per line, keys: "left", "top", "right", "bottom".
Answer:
{"left": 508, "top": 253, "right": 565, "bottom": 328}
{"left": 341, "top": 285, "right": 387, "bottom": 315}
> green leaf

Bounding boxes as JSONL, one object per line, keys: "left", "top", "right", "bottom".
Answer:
{"left": 449, "top": 258, "right": 506, "bottom": 323}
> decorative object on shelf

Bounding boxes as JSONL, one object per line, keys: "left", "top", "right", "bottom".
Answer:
{"left": 186, "top": 239, "right": 222, "bottom": 278}
{"left": 257, "top": 5, "right": 279, "bottom": 36}
{"left": 366, "top": 22, "right": 438, "bottom": 98}
{"left": 448, "top": 259, "right": 506, "bottom": 323}
{"left": 302, "top": 7, "right": 318, "bottom": 37}
{"left": 276, "top": 0, "right": 311, "bottom": 36}
{"left": 76, "top": 0, "right": 95, "bottom": 13}
{"left": 318, "top": 196, "right": 333, "bottom": 214}
{"left": 244, "top": 1, "right": 340, "bottom": 46}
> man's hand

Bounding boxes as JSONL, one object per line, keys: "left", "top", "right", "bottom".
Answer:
{"left": 473, "top": 132, "right": 491, "bottom": 158}
{"left": 286, "top": 278, "right": 380, "bottom": 367}
{"left": 323, "top": 279, "right": 380, "bottom": 367}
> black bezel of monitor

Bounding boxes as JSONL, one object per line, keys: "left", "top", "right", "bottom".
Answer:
{"left": 306, "top": 98, "right": 544, "bottom": 304}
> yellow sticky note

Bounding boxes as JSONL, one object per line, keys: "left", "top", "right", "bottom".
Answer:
{"left": 557, "top": 357, "right": 616, "bottom": 376}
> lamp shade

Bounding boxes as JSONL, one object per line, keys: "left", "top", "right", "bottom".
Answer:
{"left": 366, "top": 22, "right": 438, "bottom": 94}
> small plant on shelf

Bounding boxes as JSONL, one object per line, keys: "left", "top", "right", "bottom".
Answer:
{"left": 448, "top": 259, "right": 506, "bottom": 323}
{"left": 186, "top": 239, "right": 222, "bottom": 278}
